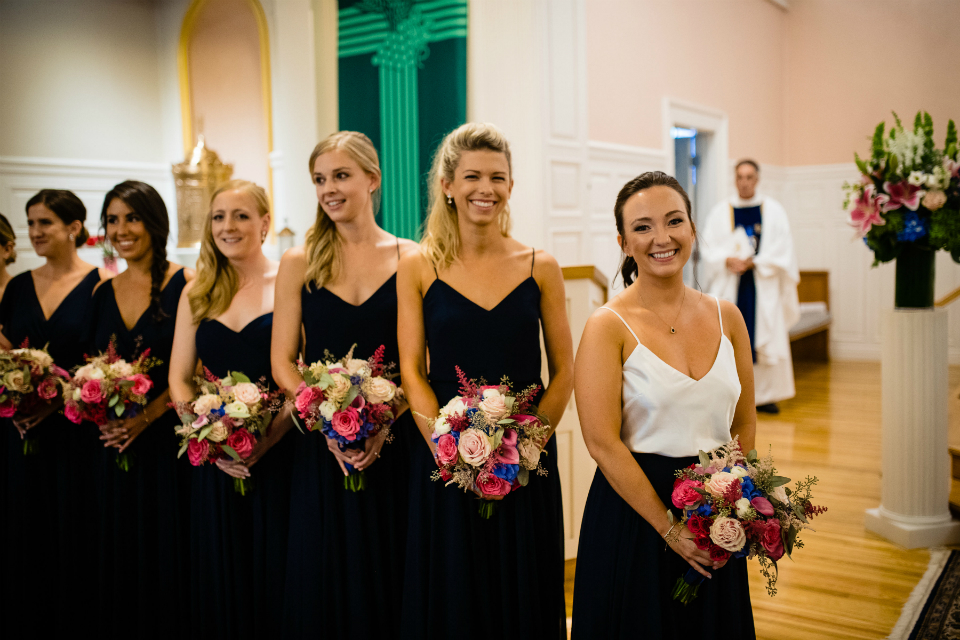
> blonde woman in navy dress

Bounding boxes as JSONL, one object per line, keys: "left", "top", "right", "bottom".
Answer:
{"left": 272, "top": 131, "right": 418, "bottom": 638}
{"left": 571, "top": 172, "right": 757, "bottom": 639}
{"left": 169, "top": 180, "right": 294, "bottom": 640}
{"left": 397, "top": 122, "right": 575, "bottom": 639}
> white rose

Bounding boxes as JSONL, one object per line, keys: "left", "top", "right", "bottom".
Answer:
{"left": 478, "top": 389, "right": 509, "bottom": 422}
{"left": 193, "top": 393, "right": 223, "bottom": 416}
{"left": 109, "top": 360, "right": 134, "bottom": 378}
{"left": 362, "top": 377, "right": 396, "bottom": 404}
{"left": 735, "top": 497, "right": 755, "bottom": 518}
{"left": 72, "top": 387, "right": 82, "bottom": 401}
{"left": 319, "top": 400, "right": 337, "bottom": 421}
{"left": 346, "top": 358, "right": 371, "bottom": 377}
{"left": 729, "top": 466, "right": 749, "bottom": 478}
{"left": 75, "top": 363, "right": 105, "bottom": 381}
{"left": 433, "top": 416, "right": 451, "bottom": 436}
{"left": 440, "top": 396, "right": 467, "bottom": 417}
{"left": 771, "top": 485, "right": 789, "bottom": 504}
{"left": 25, "top": 349, "right": 53, "bottom": 369}
{"left": 232, "top": 382, "right": 261, "bottom": 406}
{"left": 224, "top": 401, "right": 251, "bottom": 419}
{"left": 908, "top": 170, "right": 926, "bottom": 186}
{"left": 207, "top": 421, "right": 229, "bottom": 442}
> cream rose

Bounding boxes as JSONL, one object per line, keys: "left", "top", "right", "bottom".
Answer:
{"left": 233, "top": 382, "right": 261, "bottom": 406}
{"left": 109, "top": 361, "right": 134, "bottom": 377}
{"left": 224, "top": 401, "right": 251, "bottom": 419}
{"left": 319, "top": 400, "right": 337, "bottom": 421}
{"left": 705, "top": 471, "right": 740, "bottom": 498}
{"left": 76, "top": 363, "right": 105, "bottom": 381}
{"left": 362, "top": 377, "right": 396, "bottom": 404}
{"left": 458, "top": 429, "right": 492, "bottom": 467}
{"left": 729, "top": 466, "right": 749, "bottom": 478}
{"left": 207, "top": 421, "right": 229, "bottom": 443}
{"left": 327, "top": 374, "right": 352, "bottom": 404}
{"left": 478, "top": 389, "right": 509, "bottom": 422}
{"left": 710, "top": 516, "right": 747, "bottom": 552}
{"left": 23, "top": 349, "right": 53, "bottom": 369}
{"left": 440, "top": 396, "right": 467, "bottom": 417}
{"left": 771, "top": 485, "right": 789, "bottom": 504}
{"left": 735, "top": 497, "right": 755, "bottom": 518}
{"left": 346, "top": 358, "right": 371, "bottom": 377}
{"left": 433, "top": 416, "right": 451, "bottom": 436}
{"left": 922, "top": 189, "right": 947, "bottom": 211}
{"left": 3, "top": 370, "right": 27, "bottom": 392}
{"left": 518, "top": 440, "right": 542, "bottom": 469}
{"left": 193, "top": 393, "right": 223, "bottom": 416}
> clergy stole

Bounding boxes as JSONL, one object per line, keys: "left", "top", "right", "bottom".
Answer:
{"left": 338, "top": 0, "right": 468, "bottom": 240}
{"left": 731, "top": 204, "right": 763, "bottom": 362}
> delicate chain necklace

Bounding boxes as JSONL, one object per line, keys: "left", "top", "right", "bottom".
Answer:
{"left": 639, "top": 287, "right": 686, "bottom": 334}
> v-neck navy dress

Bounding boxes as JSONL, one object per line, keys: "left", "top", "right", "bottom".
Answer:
{"left": 0, "top": 268, "right": 102, "bottom": 636}
{"left": 91, "top": 269, "right": 191, "bottom": 639}
{"left": 399, "top": 254, "right": 566, "bottom": 640}
{"left": 282, "top": 274, "right": 412, "bottom": 639}
{"left": 190, "top": 313, "right": 294, "bottom": 640}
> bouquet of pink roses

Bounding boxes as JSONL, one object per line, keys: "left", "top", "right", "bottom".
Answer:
{"left": 63, "top": 338, "right": 160, "bottom": 470}
{"left": 292, "top": 344, "right": 399, "bottom": 491}
{"left": 175, "top": 368, "right": 280, "bottom": 495}
{"left": 428, "top": 367, "right": 550, "bottom": 519}
{"left": 0, "top": 339, "right": 71, "bottom": 454}
{"left": 669, "top": 437, "right": 826, "bottom": 603}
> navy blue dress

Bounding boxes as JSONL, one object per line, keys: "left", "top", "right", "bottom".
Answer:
{"left": 282, "top": 274, "right": 412, "bottom": 639}
{"left": 91, "top": 270, "right": 191, "bottom": 639}
{"left": 0, "top": 268, "right": 102, "bottom": 636}
{"left": 733, "top": 204, "right": 762, "bottom": 361}
{"left": 190, "top": 313, "right": 294, "bottom": 640}
{"left": 400, "top": 259, "right": 566, "bottom": 639}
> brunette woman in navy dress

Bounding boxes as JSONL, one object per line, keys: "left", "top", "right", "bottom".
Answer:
{"left": 90, "top": 181, "right": 194, "bottom": 639}
{"left": 0, "top": 213, "right": 16, "bottom": 301}
{"left": 169, "top": 180, "right": 294, "bottom": 640}
{"left": 571, "top": 173, "right": 757, "bottom": 639}
{"left": 397, "top": 123, "right": 575, "bottom": 639}
{"left": 273, "top": 131, "right": 418, "bottom": 639}
{"left": 0, "top": 190, "right": 109, "bottom": 635}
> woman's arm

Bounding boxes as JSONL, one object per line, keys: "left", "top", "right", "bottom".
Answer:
{"left": 533, "top": 251, "right": 574, "bottom": 434}
{"left": 271, "top": 248, "right": 307, "bottom": 396}
{"left": 397, "top": 250, "right": 439, "bottom": 451}
{"left": 576, "top": 308, "right": 718, "bottom": 578}
{"left": 168, "top": 284, "right": 199, "bottom": 405}
{"left": 100, "top": 388, "right": 172, "bottom": 451}
{"left": 722, "top": 299, "right": 756, "bottom": 452}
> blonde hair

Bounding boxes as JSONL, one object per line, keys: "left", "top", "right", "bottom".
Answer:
{"left": 188, "top": 180, "right": 271, "bottom": 324}
{"left": 304, "top": 131, "right": 382, "bottom": 290}
{"left": 420, "top": 122, "right": 512, "bottom": 270}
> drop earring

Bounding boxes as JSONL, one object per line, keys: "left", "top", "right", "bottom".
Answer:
{"left": 446, "top": 194, "right": 453, "bottom": 205}
{"left": 68, "top": 233, "right": 75, "bottom": 241}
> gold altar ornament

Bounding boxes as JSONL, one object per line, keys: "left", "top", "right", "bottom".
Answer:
{"left": 171, "top": 135, "right": 233, "bottom": 247}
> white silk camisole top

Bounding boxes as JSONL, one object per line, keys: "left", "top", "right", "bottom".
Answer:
{"left": 602, "top": 298, "right": 741, "bottom": 458}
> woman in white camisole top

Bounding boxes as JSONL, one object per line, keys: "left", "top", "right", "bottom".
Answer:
{"left": 571, "top": 172, "right": 758, "bottom": 639}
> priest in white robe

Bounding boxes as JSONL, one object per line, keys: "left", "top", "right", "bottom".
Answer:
{"left": 702, "top": 159, "right": 800, "bottom": 412}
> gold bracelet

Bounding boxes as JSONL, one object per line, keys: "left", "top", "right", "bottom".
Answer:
{"left": 663, "top": 522, "right": 682, "bottom": 549}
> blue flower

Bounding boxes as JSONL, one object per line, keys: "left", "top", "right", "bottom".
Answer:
{"left": 741, "top": 476, "right": 761, "bottom": 501}
{"left": 466, "top": 408, "right": 479, "bottom": 419}
{"left": 732, "top": 545, "right": 750, "bottom": 559}
{"left": 696, "top": 503, "right": 713, "bottom": 517}
{"left": 492, "top": 463, "right": 519, "bottom": 482}
{"left": 897, "top": 211, "right": 928, "bottom": 242}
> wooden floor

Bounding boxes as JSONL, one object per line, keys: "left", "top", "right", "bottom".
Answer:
{"left": 564, "top": 361, "right": 960, "bottom": 639}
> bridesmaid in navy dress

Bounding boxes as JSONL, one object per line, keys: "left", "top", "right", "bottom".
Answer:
{"left": 169, "top": 180, "right": 294, "bottom": 640}
{"left": 0, "top": 190, "right": 108, "bottom": 635}
{"left": 571, "top": 173, "right": 757, "bottom": 638}
{"left": 397, "top": 123, "right": 575, "bottom": 639}
{"left": 273, "top": 131, "right": 417, "bottom": 639}
{"left": 91, "top": 181, "right": 194, "bottom": 639}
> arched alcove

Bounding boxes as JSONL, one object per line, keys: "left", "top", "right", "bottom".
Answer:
{"left": 178, "top": 0, "right": 273, "bottom": 201}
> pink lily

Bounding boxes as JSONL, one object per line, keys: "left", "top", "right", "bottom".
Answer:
{"left": 882, "top": 181, "right": 923, "bottom": 212}
{"left": 849, "top": 184, "right": 888, "bottom": 236}
{"left": 944, "top": 157, "right": 960, "bottom": 180}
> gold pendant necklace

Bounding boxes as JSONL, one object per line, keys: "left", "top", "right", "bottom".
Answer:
{"left": 639, "top": 287, "right": 686, "bottom": 334}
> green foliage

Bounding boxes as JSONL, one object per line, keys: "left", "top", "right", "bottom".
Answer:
{"left": 872, "top": 122, "right": 886, "bottom": 163}
{"left": 946, "top": 120, "right": 958, "bottom": 158}
{"left": 230, "top": 371, "right": 251, "bottom": 384}
{"left": 220, "top": 444, "right": 241, "bottom": 461}
{"left": 930, "top": 208, "right": 960, "bottom": 255}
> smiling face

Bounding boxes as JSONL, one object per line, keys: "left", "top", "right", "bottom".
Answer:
{"left": 441, "top": 149, "right": 513, "bottom": 227}
{"left": 313, "top": 149, "right": 380, "bottom": 224}
{"left": 735, "top": 163, "right": 759, "bottom": 200}
{"left": 105, "top": 197, "right": 152, "bottom": 262}
{"left": 27, "top": 203, "right": 80, "bottom": 257}
{"left": 210, "top": 188, "right": 270, "bottom": 261}
{"left": 618, "top": 185, "right": 694, "bottom": 280}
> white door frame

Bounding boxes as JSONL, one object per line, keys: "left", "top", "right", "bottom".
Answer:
{"left": 662, "top": 97, "right": 729, "bottom": 219}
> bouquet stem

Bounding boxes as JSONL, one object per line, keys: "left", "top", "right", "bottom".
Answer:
{"left": 478, "top": 500, "right": 499, "bottom": 519}
{"left": 344, "top": 470, "right": 367, "bottom": 492}
{"left": 234, "top": 477, "right": 254, "bottom": 496}
{"left": 115, "top": 451, "right": 134, "bottom": 472}
{"left": 672, "top": 567, "right": 709, "bottom": 605}
{"left": 22, "top": 435, "right": 39, "bottom": 456}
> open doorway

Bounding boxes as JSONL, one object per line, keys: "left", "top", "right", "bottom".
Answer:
{"left": 672, "top": 126, "right": 701, "bottom": 286}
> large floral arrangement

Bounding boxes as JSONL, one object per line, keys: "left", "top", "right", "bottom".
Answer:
{"left": 845, "top": 111, "right": 960, "bottom": 264}
{"left": 292, "top": 345, "right": 399, "bottom": 491}
{"left": 63, "top": 338, "right": 160, "bottom": 471}
{"left": 428, "top": 367, "right": 550, "bottom": 519}
{"left": 669, "top": 438, "right": 826, "bottom": 603}
{"left": 175, "top": 369, "right": 281, "bottom": 495}
{"left": 0, "top": 340, "right": 70, "bottom": 454}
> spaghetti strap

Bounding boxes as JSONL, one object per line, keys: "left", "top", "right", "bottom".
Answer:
{"left": 715, "top": 297, "right": 724, "bottom": 333}
{"left": 395, "top": 237, "right": 401, "bottom": 260}
{"left": 530, "top": 247, "right": 536, "bottom": 276}
{"left": 600, "top": 306, "right": 640, "bottom": 345}
{"left": 433, "top": 264, "right": 439, "bottom": 281}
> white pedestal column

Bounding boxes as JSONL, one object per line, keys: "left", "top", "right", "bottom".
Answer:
{"left": 865, "top": 308, "right": 960, "bottom": 549}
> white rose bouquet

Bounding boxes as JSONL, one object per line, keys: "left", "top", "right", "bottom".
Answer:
{"left": 291, "top": 344, "right": 400, "bottom": 492}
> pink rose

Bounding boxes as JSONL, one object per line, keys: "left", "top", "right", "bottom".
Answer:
{"left": 709, "top": 516, "right": 747, "bottom": 553}
{"left": 672, "top": 478, "right": 705, "bottom": 509}
{"left": 435, "top": 434, "right": 459, "bottom": 466}
{"left": 80, "top": 379, "right": 103, "bottom": 405}
{"left": 0, "top": 400, "right": 15, "bottom": 418}
{"left": 187, "top": 438, "right": 210, "bottom": 466}
{"left": 457, "top": 429, "right": 492, "bottom": 467}
{"left": 752, "top": 519, "right": 784, "bottom": 560}
{"left": 709, "top": 546, "right": 731, "bottom": 562}
{"left": 127, "top": 374, "right": 152, "bottom": 397}
{"left": 295, "top": 385, "right": 324, "bottom": 417}
{"left": 478, "top": 389, "right": 509, "bottom": 422}
{"left": 37, "top": 378, "right": 59, "bottom": 400}
{"left": 331, "top": 407, "right": 362, "bottom": 441}
{"left": 476, "top": 472, "right": 511, "bottom": 497}
{"left": 705, "top": 472, "right": 741, "bottom": 500}
{"left": 64, "top": 401, "right": 81, "bottom": 424}
{"left": 226, "top": 429, "right": 256, "bottom": 459}
{"left": 751, "top": 496, "right": 774, "bottom": 516}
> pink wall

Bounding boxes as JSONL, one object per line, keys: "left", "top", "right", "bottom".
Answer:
{"left": 587, "top": 0, "right": 960, "bottom": 167}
